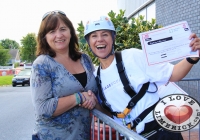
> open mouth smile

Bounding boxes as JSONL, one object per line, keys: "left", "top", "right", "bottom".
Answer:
{"left": 96, "top": 45, "right": 106, "bottom": 50}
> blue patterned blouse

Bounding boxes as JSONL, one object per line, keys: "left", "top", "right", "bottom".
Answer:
{"left": 30, "top": 54, "right": 98, "bottom": 140}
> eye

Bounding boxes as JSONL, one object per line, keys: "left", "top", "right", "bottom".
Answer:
{"left": 60, "top": 27, "right": 66, "bottom": 31}
{"left": 102, "top": 33, "right": 108, "bottom": 36}
{"left": 91, "top": 34, "right": 97, "bottom": 38}
{"left": 48, "top": 30, "right": 55, "bottom": 34}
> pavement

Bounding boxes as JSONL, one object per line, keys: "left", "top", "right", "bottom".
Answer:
{"left": 182, "top": 128, "right": 199, "bottom": 140}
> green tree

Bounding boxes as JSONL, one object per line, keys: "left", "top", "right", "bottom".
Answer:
{"left": 0, "top": 39, "right": 19, "bottom": 49}
{"left": 0, "top": 46, "right": 11, "bottom": 66}
{"left": 20, "top": 33, "right": 37, "bottom": 63}
{"left": 77, "top": 9, "right": 162, "bottom": 65}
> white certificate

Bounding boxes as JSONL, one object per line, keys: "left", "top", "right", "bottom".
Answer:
{"left": 139, "top": 21, "right": 199, "bottom": 66}
{"left": 157, "top": 82, "right": 188, "bottom": 99}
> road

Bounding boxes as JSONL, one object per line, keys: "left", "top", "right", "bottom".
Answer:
{"left": 0, "top": 86, "right": 35, "bottom": 140}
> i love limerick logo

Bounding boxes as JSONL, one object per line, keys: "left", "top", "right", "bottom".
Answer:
{"left": 153, "top": 94, "right": 200, "bottom": 132}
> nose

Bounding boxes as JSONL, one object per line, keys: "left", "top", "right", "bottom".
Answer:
{"left": 55, "top": 30, "right": 63, "bottom": 38}
{"left": 96, "top": 35, "right": 104, "bottom": 42}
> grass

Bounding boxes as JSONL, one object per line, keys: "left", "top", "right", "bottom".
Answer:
{"left": 0, "top": 75, "right": 13, "bottom": 86}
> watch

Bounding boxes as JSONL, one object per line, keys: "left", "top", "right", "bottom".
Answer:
{"left": 186, "top": 57, "right": 200, "bottom": 64}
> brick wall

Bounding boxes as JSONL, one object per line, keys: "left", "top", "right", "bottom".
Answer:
{"left": 156, "top": 0, "right": 200, "bottom": 99}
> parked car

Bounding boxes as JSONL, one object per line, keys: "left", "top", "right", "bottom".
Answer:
{"left": 19, "top": 62, "right": 25, "bottom": 66}
{"left": 12, "top": 69, "right": 31, "bottom": 87}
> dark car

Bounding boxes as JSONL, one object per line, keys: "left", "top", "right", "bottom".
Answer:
{"left": 12, "top": 69, "right": 31, "bottom": 87}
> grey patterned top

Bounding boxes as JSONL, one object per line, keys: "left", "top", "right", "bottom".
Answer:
{"left": 30, "top": 54, "right": 98, "bottom": 140}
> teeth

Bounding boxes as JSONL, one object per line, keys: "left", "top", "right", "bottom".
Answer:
{"left": 96, "top": 45, "right": 106, "bottom": 49}
{"left": 56, "top": 40, "right": 64, "bottom": 42}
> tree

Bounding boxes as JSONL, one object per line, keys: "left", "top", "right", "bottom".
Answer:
{"left": 20, "top": 33, "right": 37, "bottom": 63}
{"left": 0, "top": 46, "right": 11, "bottom": 66}
{"left": 77, "top": 9, "right": 162, "bottom": 65}
{"left": 0, "top": 39, "right": 19, "bottom": 49}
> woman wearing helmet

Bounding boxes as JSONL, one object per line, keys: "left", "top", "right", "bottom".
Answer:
{"left": 84, "top": 16, "right": 200, "bottom": 140}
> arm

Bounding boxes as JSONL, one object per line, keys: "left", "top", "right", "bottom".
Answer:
{"left": 53, "top": 91, "right": 94, "bottom": 116}
{"left": 169, "top": 33, "right": 200, "bottom": 82}
{"left": 81, "top": 90, "right": 112, "bottom": 117}
{"left": 31, "top": 62, "right": 95, "bottom": 118}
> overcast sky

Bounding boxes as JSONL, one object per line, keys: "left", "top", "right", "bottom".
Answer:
{"left": 0, "top": 0, "right": 118, "bottom": 44}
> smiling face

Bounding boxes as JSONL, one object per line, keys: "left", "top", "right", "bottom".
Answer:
{"left": 45, "top": 19, "right": 71, "bottom": 53}
{"left": 88, "top": 30, "right": 113, "bottom": 58}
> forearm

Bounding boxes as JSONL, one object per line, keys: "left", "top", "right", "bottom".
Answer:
{"left": 169, "top": 57, "right": 199, "bottom": 82}
{"left": 53, "top": 94, "right": 77, "bottom": 116}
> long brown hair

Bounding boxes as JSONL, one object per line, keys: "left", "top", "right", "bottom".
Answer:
{"left": 36, "top": 12, "right": 81, "bottom": 61}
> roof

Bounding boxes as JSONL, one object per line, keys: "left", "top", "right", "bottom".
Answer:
{"left": 9, "top": 49, "right": 19, "bottom": 59}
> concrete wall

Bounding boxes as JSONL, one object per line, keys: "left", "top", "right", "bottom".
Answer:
{"left": 155, "top": 0, "right": 200, "bottom": 100}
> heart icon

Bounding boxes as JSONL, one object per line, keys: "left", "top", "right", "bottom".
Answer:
{"left": 164, "top": 105, "right": 193, "bottom": 124}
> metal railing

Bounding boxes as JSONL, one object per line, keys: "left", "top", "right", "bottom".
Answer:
{"left": 91, "top": 109, "right": 146, "bottom": 140}
{"left": 91, "top": 78, "right": 200, "bottom": 140}
{"left": 176, "top": 78, "right": 200, "bottom": 140}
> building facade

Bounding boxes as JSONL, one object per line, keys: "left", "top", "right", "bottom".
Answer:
{"left": 116, "top": 0, "right": 200, "bottom": 99}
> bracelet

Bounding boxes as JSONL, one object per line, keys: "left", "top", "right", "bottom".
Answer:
{"left": 77, "top": 92, "right": 83, "bottom": 104}
{"left": 74, "top": 93, "right": 81, "bottom": 105}
{"left": 186, "top": 57, "right": 200, "bottom": 64}
{"left": 81, "top": 93, "right": 86, "bottom": 103}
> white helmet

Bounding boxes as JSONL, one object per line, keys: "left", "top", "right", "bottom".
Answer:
{"left": 84, "top": 16, "right": 116, "bottom": 59}
{"left": 84, "top": 16, "right": 116, "bottom": 38}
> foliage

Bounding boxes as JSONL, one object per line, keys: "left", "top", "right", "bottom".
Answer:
{"left": 0, "top": 75, "right": 13, "bottom": 86}
{"left": 20, "top": 33, "right": 37, "bottom": 63}
{"left": 77, "top": 9, "right": 162, "bottom": 65}
{"left": 0, "top": 39, "right": 19, "bottom": 49}
{"left": 14, "top": 62, "right": 19, "bottom": 68}
{"left": 0, "top": 46, "right": 11, "bottom": 66}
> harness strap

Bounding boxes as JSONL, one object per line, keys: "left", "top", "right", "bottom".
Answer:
{"left": 96, "top": 68, "right": 113, "bottom": 113}
{"left": 96, "top": 51, "right": 150, "bottom": 118}
{"left": 115, "top": 51, "right": 136, "bottom": 97}
{"left": 113, "top": 82, "right": 149, "bottom": 118}
{"left": 127, "top": 101, "right": 158, "bottom": 129}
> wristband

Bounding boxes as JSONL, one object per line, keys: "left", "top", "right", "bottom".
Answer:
{"left": 77, "top": 92, "right": 83, "bottom": 104}
{"left": 75, "top": 93, "right": 81, "bottom": 105}
{"left": 81, "top": 93, "right": 86, "bottom": 103}
{"left": 186, "top": 57, "right": 200, "bottom": 64}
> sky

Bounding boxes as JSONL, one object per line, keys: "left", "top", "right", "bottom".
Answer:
{"left": 0, "top": 0, "right": 118, "bottom": 45}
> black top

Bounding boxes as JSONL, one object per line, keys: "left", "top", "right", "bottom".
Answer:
{"left": 73, "top": 71, "right": 87, "bottom": 88}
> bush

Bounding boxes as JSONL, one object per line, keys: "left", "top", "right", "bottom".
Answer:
{"left": 14, "top": 62, "right": 19, "bottom": 68}
{"left": 77, "top": 10, "right": 162, "bottom": 65}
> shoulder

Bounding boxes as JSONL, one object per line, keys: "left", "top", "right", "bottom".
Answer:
{"left": 32, "top": 55, "right": 55, "bottom": 70}
{"left": 81, "top": 53, "right": 93, "bottom": 63}
{"left": 122, "top": 48, "right": 143, "bottom": 57}
{"left": 81, "top": 53, "right": 90, "bottom": 59}
{"left": 120, "top": 48, "right": 145, "bottom": 63}
{"left": 33, "top": 55, "right": 51, "bottom": 64}
{"left": 81, "top": 53, "right": 95, "bottom": 71}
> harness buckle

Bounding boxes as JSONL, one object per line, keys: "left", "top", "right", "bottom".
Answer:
{"left": 135, "top": 118, "right": 142, "bottom": 124}
{"left": 117, "top": 113, "right": 126, "bottom": 118}
{"left": 122, "top": 119, "right": 126, "bottom": 126}
{"left": 123, "top": 108, "right": 131, "bottom": 116}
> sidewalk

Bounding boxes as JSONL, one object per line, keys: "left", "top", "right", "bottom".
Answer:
{"left": 182, "top": 129, "right": 199, "bottom": 140}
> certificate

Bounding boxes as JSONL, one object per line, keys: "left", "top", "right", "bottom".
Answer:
{"left": 157, "top": 82, "right": 188, "bottom": 98}
{"left": 139, "top": 21, "right": 199, "bottom": 66}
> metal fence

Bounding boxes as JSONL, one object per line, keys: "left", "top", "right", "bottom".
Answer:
{"left": 91, "top": 78, "right": 200, "bottom": 140}
{"left": 176, "top": 78, "right": 200, "bottom": 140}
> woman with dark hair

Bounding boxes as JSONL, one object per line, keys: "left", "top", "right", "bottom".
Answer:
{"left": 30, "top": 10, "right": 97, "bottom": 140}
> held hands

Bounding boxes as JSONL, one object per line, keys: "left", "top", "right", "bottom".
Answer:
{"left": 80, "top": 90, "right": 97, "bottom": 110}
